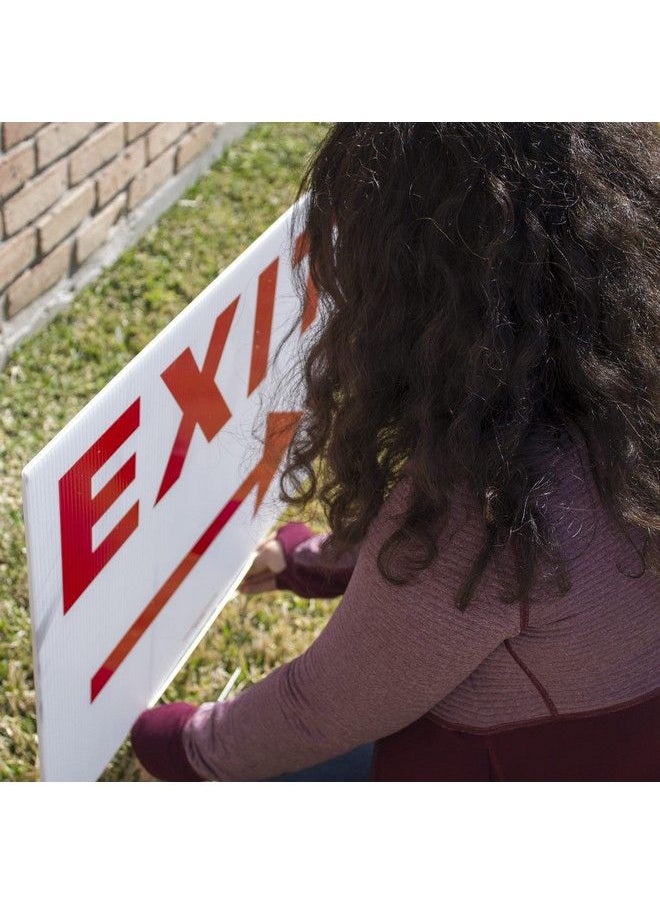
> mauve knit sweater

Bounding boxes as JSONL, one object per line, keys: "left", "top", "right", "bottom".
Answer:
{"left": 182, "top": 421, "right": 660, "bottom": 781}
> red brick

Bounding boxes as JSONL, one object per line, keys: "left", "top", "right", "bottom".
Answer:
{"left": 6, "top": 240, "right": 71, "bottom": 317}
{"left": 2, "top": 160, "right": 68, "bottom": 235}
{"left": 125, "top": 122, "right": 154, "bottom": 142}
{"left": 69, "top": 123, "right": 123, "bottom": 185}
{"left": 75, "top": 192, "right": 126, "bottom": 264}
{"left": 96, "top": 138, "right": 146, "bottom": 206}
{"left": 0, "top": 228, "right": 37, "bottom": 290}
{"left": 2, "top": 123, "right": 45, "bottom": 151}
{"left": 127, "top": 147, "right": 175, "bottom": 210}
{"left": 36, "top": 122, "right": 96, "bottom": 169}
{"left": 37, "top": 181, "right": 95, "bottom": 254}
{"left": 146, "top": 123, "right": 188, "bottom": 162}
{"left": 175, "top": 122, "right": 216, "bottom": 172}
{"left": 0, "top": 141, "right": 36, "bottom": 199}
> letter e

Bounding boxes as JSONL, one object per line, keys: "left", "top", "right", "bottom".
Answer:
{"left": 59, "top": 398, "right": 140, "bottom": 613}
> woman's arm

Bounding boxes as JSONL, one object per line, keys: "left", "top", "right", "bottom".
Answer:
{"left": 183, "top": 475, "right": 521, "bottom": 781}
{"left": 273, "top": 522, "right": 360, "bottom": 598}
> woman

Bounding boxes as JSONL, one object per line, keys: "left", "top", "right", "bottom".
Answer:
{"left": 131, "top": 123, "right": 659, "bottom": 781}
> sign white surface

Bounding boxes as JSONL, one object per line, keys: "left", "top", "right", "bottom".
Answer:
{"left": 22, "top": 200, "right": 318, "bottom": 781}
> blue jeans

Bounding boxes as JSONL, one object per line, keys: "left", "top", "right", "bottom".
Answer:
{"left": 265, "top": 743, "right": 374, "bottom": 781}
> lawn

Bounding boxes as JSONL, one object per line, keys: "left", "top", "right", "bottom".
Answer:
{"left": 0, "top": 121, "right": 336, "bottom": 781}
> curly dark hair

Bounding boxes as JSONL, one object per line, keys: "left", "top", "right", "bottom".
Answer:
{"left": 265, "top": 123, "right": 660, "bottom": 610}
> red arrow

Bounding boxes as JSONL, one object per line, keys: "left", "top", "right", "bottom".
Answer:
{"left": 90, "top": 410, "right": 302, "bottom": 701}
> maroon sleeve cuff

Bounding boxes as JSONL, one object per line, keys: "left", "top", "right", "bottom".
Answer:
{"left": 274, "top": 521, "right": 318, "bottom": 562}
{"left": 131, "top": 703, "right": 206, "bottom": 781}
{"left": 274, "top": 521, "right": 355, "bottom": 599}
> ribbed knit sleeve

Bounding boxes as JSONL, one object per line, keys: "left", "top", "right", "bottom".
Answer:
{"left": 182, "top": 473, "right": 521, "bottom": 781}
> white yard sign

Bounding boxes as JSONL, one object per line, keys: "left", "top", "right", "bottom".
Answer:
{"left": 22, "top": 201, "right": 318, "bottom": 781}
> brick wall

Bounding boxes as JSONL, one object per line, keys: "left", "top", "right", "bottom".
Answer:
{"left": 0, "top": 122, "right": 249, "bottom": 366}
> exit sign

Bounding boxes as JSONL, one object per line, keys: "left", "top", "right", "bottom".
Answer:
{"left": 22, "top": 200, "right": 317, "bottom": 780}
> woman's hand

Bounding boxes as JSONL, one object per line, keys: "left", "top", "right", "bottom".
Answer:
{"left": 237, "top": 533, "right": 287, "bottom": 594}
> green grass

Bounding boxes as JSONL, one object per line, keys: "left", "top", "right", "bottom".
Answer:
{"left": 0, "top": 122, "right": 335, "bottom": 781}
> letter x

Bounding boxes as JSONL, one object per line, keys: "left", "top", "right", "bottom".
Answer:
{"left": 155, "top": 299, "right": 238, "bottom": 504}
